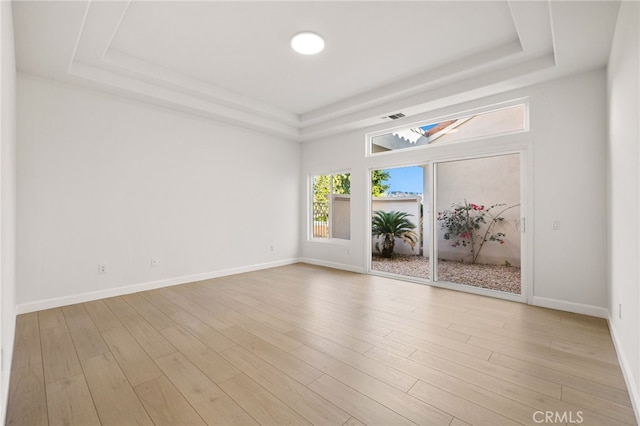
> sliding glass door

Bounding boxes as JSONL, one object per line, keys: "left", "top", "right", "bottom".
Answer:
{"left": 370, "top": 152, "right": 524, "bottom": 299}
{"left": 435, "top": 154, "right": 521, "bottom": 295}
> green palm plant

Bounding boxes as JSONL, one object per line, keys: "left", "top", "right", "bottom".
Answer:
{"left": 372, "top": 210, "right": 418, "bottom": 258}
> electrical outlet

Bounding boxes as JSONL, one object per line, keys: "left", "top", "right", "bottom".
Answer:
{"left": 552, "top": 220, "right": 560, "bottom": 230}
{"left": 98, "top": 264, "right": 107, "bottom": 274}
{"left": 151, "top": 257, "right": 158, "bottom": 267}
{"left": 269, "top": 245, "right": 275, "bottom": 252}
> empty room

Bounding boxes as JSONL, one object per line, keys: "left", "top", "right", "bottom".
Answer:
{"left": 1, "top": 1, "right": 639, "bottom": 425}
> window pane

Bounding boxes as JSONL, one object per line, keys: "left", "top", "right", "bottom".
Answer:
{"left": 312, "top": 173, "right": 350, "bottom": 240}
{"left": 371, "top": 104, "right": 526, "bottom": 154}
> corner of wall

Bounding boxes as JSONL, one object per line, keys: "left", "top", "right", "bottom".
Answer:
{"left": 606, "top": 1, "right": 640, "bottom": 423}
{"left": 608, "top": 315, "right": 640, "bottom": 422}
{"left": 0, "top": 0, "right": 17, "bottom": 423}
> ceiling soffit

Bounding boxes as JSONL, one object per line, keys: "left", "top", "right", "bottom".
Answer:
{"left": 63, "top": 1, "right": 564, "bottom": 141}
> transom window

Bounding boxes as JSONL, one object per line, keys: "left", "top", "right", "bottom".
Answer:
{"left": 370, "top": 103, "right": 526, "bottom": 155}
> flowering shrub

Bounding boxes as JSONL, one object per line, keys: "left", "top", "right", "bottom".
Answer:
{"left": 437, "top": 200, "right": 519, "bottom": 263}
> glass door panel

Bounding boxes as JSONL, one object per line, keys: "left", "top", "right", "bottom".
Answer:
{"left": 370, "top": 166, "right": 430, "bottom": 280}
{"left": 435, "top": 154, "right": 521, "bottom": 294}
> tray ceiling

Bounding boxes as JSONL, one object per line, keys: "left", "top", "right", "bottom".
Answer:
{"left": 13, "top": 1, "right": 620, "bottom": 141}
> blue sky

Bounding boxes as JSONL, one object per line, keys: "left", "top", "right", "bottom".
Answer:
{"left": 384, "top": 166, "right": 424, "bottom": 193}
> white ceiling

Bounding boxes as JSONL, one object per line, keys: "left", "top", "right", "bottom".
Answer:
{"left": 12, "top": 1, "right": 621, "bottom": 142}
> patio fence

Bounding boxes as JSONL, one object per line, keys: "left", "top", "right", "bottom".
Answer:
{"left": 313, "top": 202, "right": 329, "bottom": 238}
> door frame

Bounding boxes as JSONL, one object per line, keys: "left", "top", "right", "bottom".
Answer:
{"left": 366, "top": 144, "right": 533, "bottom": 304}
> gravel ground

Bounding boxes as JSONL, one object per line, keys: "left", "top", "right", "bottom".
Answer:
{"left": 371, "top": 255, "right": 521, "bottom": 294}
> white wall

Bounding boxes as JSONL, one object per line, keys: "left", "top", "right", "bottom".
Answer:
{"left": 436, "top": 154, "right": 521, "bottom": 266}
{"left": 529, "top": 71, "right": 607, "bottom": 312}
{"left": 607, "top": 0, "right": 640, "bottom": 418}
{"left": 0, "top": 1, "right": 17, "bottom": 422}
{"left": 302, "top": 69, "right": 608, "bottom": 314}
{"left": 16, "top": 75, "right": 301, "bottom": 310}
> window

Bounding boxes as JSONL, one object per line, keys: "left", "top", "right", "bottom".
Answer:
{"left": 311, "top": 172, "right": 351, "bottom": 240}
{"left": 370, "top": 103, "right": 526, "bottom": 155}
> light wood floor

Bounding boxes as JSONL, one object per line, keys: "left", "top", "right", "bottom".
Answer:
{"left": 6, "top": 263, "right": 637, "bottom": 425}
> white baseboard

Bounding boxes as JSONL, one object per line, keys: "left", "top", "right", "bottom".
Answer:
{"left": 531, "top": 296, "right": 609, "bottom": 318}
{"left": 299, "top": 257, "right": 365, "bottom": 274}
{"left": 16, "top": 258, "right": 300, "bottom": 314}
{"left": 608, "top": 318, "right": 640, "bottom": 424}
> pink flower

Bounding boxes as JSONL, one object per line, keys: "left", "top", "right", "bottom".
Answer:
{"left": 460, "top": 232, "right": 470, "bottom": 238}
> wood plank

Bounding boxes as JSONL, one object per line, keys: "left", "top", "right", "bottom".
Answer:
{"left": 291, "top": 345, "right": 451, "bottom": 425}
{"left": 100, "top": 326, "right": 163, "bottom": 386}
{"left": 121, "top": 292, "right": 177, "bottom": 330}
{"left": 6, "top": 364, "right": 48, "bottom": 426}
{"left": 63, "top": 306, "right": 110, "bottom": 361}
{"left": 450, "top": 418, "right": 472, "bottom": 426}
{"left": 142, "top": 291, "right": 236, "bottom": 352}
{"left": 46, "top": 374, "right": 100, "bottom": 426}
{"left": 503, "top": 316, "right": 611, "bottom": 341}
{"left": 316, "top": 314, "right": 418, "bottom": 353}
{"left": 103, "top": 296, "right": 176, "bottom": 359}
{"left": 560, "top": 313, "right": 610, "bottom": 331}
{"left": 84, "top": 299, "right": 123, "bottom": 332}
{"left": 155, "top": 352, "right": 257, "bottom": 425}
{"left": 134, "top": 376, "right": 206, "bottom": 425}
{"left": 307, "top": 374, "right": 417, "bottom": 426}
{"left": 387, "top": 330, "right": 492, "bottom": 361}
{"left": 562, "top": 386, "right": 636, "bottom": 424}
{"left": 449, "top": 322, "right": 552, "bottom": 348}
{"left": 220, "top": 309, "right": 302, "bottom": 351}
{"left": 222, "top": 325, "right": 323, "bottom": 385}
{"left": 286, "top": 327, "right": 417, "bottom": 391}
{"left": 40, "top": 325, "right": 83, "bottom": 385}
{"left": 370, "top": 345, "right": 562, "bottom": 400}
{"left": 213, "top": 288, "right": 296, "bottom": 332}
{"left": 489, "top": 352, "right": 632, "bottom": 406}
{"left": 11, "top": 313, "right": 42, "bottom": 371}
{"left": 390, "top": 349, "right": 565, "bottom": 425}
{"left": 550, "top": 338, "right": 619, "bottom": 365}
{"left": 219, "top": 345, "right": 351, "bottom": 425}
{"left": 342, "top": 417, "right": 367, "bottom": 426}
{"left": 160, "top": 325, "right": 241, "bottom": 383}
{"left": 38, "top": 308, "right": 65, "bottom": 330}
{"left": 81, "top": 352, "right": 153, "bottom": 425}
{"left": 157, "top": 287, "right": 233, "bottom": 330}
{"left": 139, "top": 289, "right": 185, "bottom": 316}
{"left": 173, "top": 285, "right": 234, "bottom": 316}
{"left": 408, "top": 379, "right": 521, "bottom": 426}
{"left": 469, "top": 334, "right": 622, "bottom": 376}
{"left": 471, "top": 337, "right": 628, "bottom": 390}
{"left": 218, "top": 373, "right": 312, "bottom": 425}
{"left": 286, "top": 323, "right": 376, "bottom": 355}
{"left": 61, "top": 303, "right": 87, "bottom": 318}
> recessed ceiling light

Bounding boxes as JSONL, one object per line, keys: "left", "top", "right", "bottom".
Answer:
{"left": 291, "top": 32, "right": 325, "bottom": 55}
